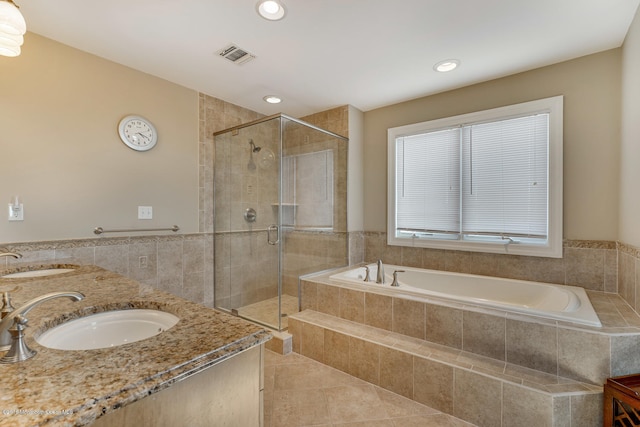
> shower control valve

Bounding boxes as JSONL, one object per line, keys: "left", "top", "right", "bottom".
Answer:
{"left": 244, "top": 208, "right": 257, "bottom": 223}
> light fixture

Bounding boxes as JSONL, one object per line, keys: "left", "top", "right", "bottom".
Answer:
{"left": 256, "top": 0, "right": 286, "bottom": 21}
{"left": 263, "top": 95, "right": 282, "bottom": 104}
{"left": 434, "top": 59, "right": 460, "bottom": 73}
{"left": 0, "top": 0, "right": 26, "bottom": 57}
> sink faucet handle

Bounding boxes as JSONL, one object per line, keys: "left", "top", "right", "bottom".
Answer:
{"left": 1, "top": 292, "right": 14, "bottom": 319}
{"left": 391, "top": 270, "right": 405, "bottom": 287}
{"left": 0, "top": 291, "right": 85, "bottom": 352}
{"left": 363, "top": 266, "right": 371, "bottom": 282}
{"left": 0, "top": 315, "right": 37, "bottom": 364}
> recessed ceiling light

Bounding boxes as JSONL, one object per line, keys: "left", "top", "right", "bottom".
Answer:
{"left": 263, "top": 95, "right": 282, "bottom": 104}
{"left": 256, "top": 0, "right": 286, "bottom": 21}
{"left": 434, "top": 59, "right": 460, "bottom": 72}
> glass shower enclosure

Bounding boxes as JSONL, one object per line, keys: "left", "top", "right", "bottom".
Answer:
{"left": 213, "top": 114, "right": 348, "bottom": 331}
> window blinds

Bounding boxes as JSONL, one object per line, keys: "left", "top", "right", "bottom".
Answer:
{"left": 396, "top": 128, "right": 460, "bottom": 235}
{"left": 395, "top": 113, "right": 549, "bottom": 240}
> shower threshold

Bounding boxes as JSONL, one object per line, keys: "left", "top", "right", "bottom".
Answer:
{"left": 236, "top": 295, "right": 299, "bottom": 330}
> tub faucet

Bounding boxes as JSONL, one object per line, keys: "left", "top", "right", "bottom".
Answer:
{"left": 391, "top": 270, "right": 405, "bottom": 287}
{"left": 363, "top": 266, "right": 371, "bottom": 282}
{"left": 376, "top": 259, "right": 385, "bottom": 284}
{"left": 0, "top": 291, "right": 85, "bottom": 353}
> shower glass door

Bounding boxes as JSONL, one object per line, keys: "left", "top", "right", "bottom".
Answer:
{"left": 213, "top": 114, "right": 348, "bottom": 331}
{"left": 213, "top": 116, "right": 283, "bottom": 330}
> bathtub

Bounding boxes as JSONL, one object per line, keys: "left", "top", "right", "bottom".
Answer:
{"left": 329, "top": 264, "right": 602, "bottom": 327}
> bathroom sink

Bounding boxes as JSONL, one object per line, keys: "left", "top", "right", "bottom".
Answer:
{"left": 36, "top": 309, "right": 179, "bottom": 350}
{"left": 2, "top": 268, "right": 76, "bottom": 278}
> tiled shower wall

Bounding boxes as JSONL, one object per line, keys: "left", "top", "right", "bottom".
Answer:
{"left": 212, "top": 117, "right": 280, "bottom": 310}
{"left": 205, "top": 97, "right": 351, "bottom": 311}
{"left": 280, "top": 115, "right": 349, "bottom": 298}
{"left": 287, "top": 106, "right": 355, "bottom": 292}
{"left": 199, "top": 93, "right": 264, "bottom": 233}
{"left": 199, "top": 100, "right": 349, "bottom": 236}
{"left": 300, "top": 107, "right": 349, "bottom": 139}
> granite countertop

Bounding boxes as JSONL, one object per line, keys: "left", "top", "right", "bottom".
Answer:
{"left": 0, "top": 264, "right": 271, "bottom": 427}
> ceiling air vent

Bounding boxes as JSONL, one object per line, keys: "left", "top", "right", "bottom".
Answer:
{"left": 217, "top": 44, "right": 256, "bottom": 65}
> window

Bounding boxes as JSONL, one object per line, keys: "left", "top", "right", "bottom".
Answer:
{"left": 387, "top": 96, "right": 563, "bottom": 258}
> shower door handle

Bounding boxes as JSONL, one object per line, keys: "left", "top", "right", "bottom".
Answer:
{"left": 267, "top": 224, "right": 279, "bottom": 245}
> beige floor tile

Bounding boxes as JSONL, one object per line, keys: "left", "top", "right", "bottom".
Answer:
{"left": 271, "top": 389, "right": 332, "bottom": 426}
{"left": 374, "top": 388, "right": 439, "bottom": 418}
{"left": 334, "top": 420, "right": 394, "bottom": 427}
{"left": 265, "top": 350, "right": 477, "bottom": 427}
{"left": 391, "top": 413, "right": 477, "bottom": 427}
{"left": 274, "top": 361, "right": 367, "bottom": 391}
{"left": 264, "top": 388, "right": 274, "bottom": 427}
{"left": 265, "top": 349, "right": 307, "bottom": 366}
{"left": 323, "top": 384, "right": 389, "bottom": 423}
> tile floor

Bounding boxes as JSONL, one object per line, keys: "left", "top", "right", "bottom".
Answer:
{"left": 238, "top": 295, "right": 299, "bottom": 329}
{"left": 264, "top": 349, "right": 477, "bottom": 427}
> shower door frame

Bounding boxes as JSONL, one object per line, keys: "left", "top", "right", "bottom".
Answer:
{"left": 213, "top": 113, "right": 348, "bottom": 331}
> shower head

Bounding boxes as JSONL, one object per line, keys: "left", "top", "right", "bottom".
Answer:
{"left": 249, "top": 139, "right": 262, "bottom": 153}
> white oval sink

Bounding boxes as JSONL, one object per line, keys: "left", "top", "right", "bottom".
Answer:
{"left": 2, "top": 268, "right": 76, "bottom": 278}
{"left": 36, "top": 309, "right": 179, "bottom": 350}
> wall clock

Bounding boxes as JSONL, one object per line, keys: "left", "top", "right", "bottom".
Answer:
{"left": 118, "top": 115, "right": 158, "bottom": 151}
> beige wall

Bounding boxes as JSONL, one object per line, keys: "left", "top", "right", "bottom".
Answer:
{"left": 620, "top": 7, "right": 640, "bottom": 246}
{"left": 0, "top": 33, "right": 199, "bottom": 243}
{"left": 363, "top": 49, "right": 622, "bottom": 240}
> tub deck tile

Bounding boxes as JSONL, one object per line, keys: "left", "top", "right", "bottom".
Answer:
{"left": 289, "top": 309, "right": 604, "bottom": 427}
{"left": 457, "top": 351, "right": 506, "bottom": 375}
{"left": 291, "top": 310, "right": 598, "bottom": 395}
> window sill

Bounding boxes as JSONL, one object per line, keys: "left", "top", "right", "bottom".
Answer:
{"left": 387, "top": 235, "right": 563, "bottom": 258}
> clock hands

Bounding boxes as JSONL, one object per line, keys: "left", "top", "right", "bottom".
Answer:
{"left": 136, "top": 132, "right": 151, "bottom": 141}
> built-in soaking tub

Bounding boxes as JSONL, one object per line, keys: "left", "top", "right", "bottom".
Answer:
{"left": 329, "top": 263, "right": 602, "bottom": 327}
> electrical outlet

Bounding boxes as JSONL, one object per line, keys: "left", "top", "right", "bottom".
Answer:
{"left": 138, "top": 206, "right": 153, "bottom": 220}
{"left": 139, "top": 256, "right": 148, "bottom": 268}
{"left": 8, "top": 203, "right": 23, "bottom": 221}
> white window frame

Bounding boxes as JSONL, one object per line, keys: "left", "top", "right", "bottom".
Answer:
{"left": 387, "top": 96, "right": 563, "bottom": 258}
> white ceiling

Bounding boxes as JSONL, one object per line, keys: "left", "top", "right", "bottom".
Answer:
{"left": 19, "top": 0, "right": 640, "bottom": 117}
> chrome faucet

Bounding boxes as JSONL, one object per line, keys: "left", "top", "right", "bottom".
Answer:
{"left": 376, "top": 259, "right": 385, "bottom": 284}
{"left": 0, "top": 252, "right": 22, "bottom": 259}
{"left": 391, "top": 270, "right": 405, "bottom": 287}
{"left": 0, "top": 291, "right": 85, "bottom": 352}
{"left": 363, "top": 266, "right": 371, "bottom": 282}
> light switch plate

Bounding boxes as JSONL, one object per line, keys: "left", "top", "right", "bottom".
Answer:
{"left": 138, "top": 206, "right": 153, "bottom": 220}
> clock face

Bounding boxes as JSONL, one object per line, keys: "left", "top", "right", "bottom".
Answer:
{"left": 118, "top": 115, "right": 158, "bottom": 151}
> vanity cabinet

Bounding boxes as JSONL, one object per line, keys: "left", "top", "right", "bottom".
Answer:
{"left": 92, "top": 345, "right": 264, "bottom": 427}
{"left": 0, "top": 264, "right": 270, "bottom": 426}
